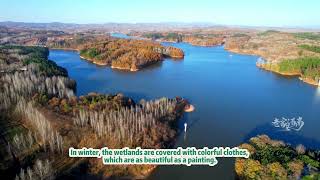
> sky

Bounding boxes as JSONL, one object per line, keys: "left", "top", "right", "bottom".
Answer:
{"left": 0, "top": 0, "right": 319, "bottom": 27}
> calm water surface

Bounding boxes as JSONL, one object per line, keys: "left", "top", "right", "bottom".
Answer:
{"left": 49, "top": 40, "right": 320, "bottom": 180}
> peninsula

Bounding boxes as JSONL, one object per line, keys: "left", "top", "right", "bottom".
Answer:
{"left": 132, "top": 30, "right": 320, "bottom": 86}
{"left": 0, "top": 45, "right": 189, "bottom": 179}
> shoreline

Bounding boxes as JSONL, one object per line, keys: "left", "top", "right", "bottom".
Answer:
{"left": 5, "top": 44, "right": 186, "bottom": 179}
{"left": 51, "top": 47, "right": 157, "bottom": 71}
{"left": 138, "top": 36, "right": 223, "bottom": 47}
{"left": 49, "top": 47, "right": 111, "bottom": 67}
{"left": 184, "top": 104, "right": 195, "bottom": 112}
{"left": 256, "top": 63, "right": 318, "bottom": 86}
{"left": 79, "top": 55, "right": 108, "bottom": 66}
{"left": 49, "top": 42, "right": 318, "bottom": 87}
{"left": 49, "top": 47, "right": 79, "bottom": 51}
{"left": 47, "top": 43, "right": 317, "bottom": 178}
{"left": 49, "top": 47, "right": 178, "bottom": 71}
{"left": 110, "top": 65, "right": 138, "bottom": 72}
{"left": 226, "top": 47, "right": 319, "bottom": 87}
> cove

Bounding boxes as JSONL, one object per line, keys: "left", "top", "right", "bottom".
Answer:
{"left": 49, "top": 42, "right": 320, "bottom": 179}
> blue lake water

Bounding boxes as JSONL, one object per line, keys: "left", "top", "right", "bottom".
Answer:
{"left": 49, "top": 41, "right": 320, "bottom": 179}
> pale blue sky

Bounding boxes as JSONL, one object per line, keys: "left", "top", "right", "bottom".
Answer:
{"left": 0, "top": 0, "right": 319, "bottom": 27}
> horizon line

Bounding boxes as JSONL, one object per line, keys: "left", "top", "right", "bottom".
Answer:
{"left": 1, "top": 20, "right": 320, "bottom": 30}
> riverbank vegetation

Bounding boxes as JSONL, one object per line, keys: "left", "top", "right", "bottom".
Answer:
{"left": 0, "top": 45, "right": 188, "bottom": 179}
{"left": 235, "top": 135, "right": 320, "bottom": 179}
{"left": 279, "top": 57, "right": 320, "bottom": 77}
{"left": 257, "top": 56, "right": 320, "bottom": 85}
{"left": 227, "top": 29, "right": 320, "bottom": 86}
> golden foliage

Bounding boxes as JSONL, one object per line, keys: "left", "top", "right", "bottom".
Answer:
{"left": 51, "top": 35, "right": 184, "bottom": 70}
{"left": 287, "top": 160, "right": 304, "bottom": 179}
{"left": 239, "top": 143, "right": 256, "bottom": 155}
{"left": 266, "top": 162, "right": 287, "bottom": 179}
{"left": 249, "top": 135, "right": 284, "bottom": 148}
{"left": 243, "top": 159, "right": 263, "bottom": 179}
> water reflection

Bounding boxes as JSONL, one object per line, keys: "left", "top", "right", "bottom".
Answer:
{"left": 315, "top": 86, "right": 320, "bottom": 100}
{"left": 183, "top": 132, "right": 187, "bottom": 144}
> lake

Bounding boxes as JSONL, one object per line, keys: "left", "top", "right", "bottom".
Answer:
{"left": 49, "top": 39, "right": 320, "bottom": 179}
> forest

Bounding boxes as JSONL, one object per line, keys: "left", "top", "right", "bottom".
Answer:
{"left": 141, "top": 32, "right": 225, "bottom": 46}
{"left": 0, "top": 45, "right": 188, "bottom": 179}
{"left": 46, "top": 34, "right": 184, "bottom": 71}
{"left": 78, "top": 37, "right": 184, "bottom": 71}
{"left": 278, "top": 57, "right": 320, "bottom": 81}
{"left": 143, "top": 32, "right": 183, "bottom": 42}
{"left": 235, "top": 135, "right": 320, "bottom": 179}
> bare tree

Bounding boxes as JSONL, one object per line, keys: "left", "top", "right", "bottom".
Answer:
{"left": 73, "top": 97, "right": 177, "bottom": 144}
{"left": 15, "top": 159, "right": 54, "bottom": 180}
{"left": 11, "top": 131, "right": 35, "bottom": 152}
{"left": 16, "top": 100, "right": 64, "bottom": 153}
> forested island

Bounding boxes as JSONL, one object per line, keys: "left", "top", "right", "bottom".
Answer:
{"left": 78, "top": 38, "right": 184, "bottom": 71}
{"left": 236, "top": 135, "right": 320, "bottom": 179}
{"left": 0, "top": 45, "right": 189, "bottom": 179}
{"left": 47, "top": 35, "right": 184, "bottom": 71}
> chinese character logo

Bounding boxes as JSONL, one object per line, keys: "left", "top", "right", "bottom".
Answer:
{"left": 272, "top": 117, "right": 304, "bottom": 131}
